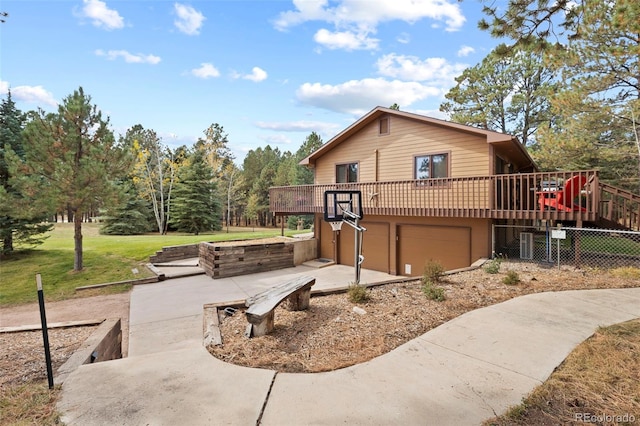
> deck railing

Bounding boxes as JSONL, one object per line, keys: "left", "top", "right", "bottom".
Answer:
{"left": 599, "top": 183, "right": 640, "bottom": 231}
{"left": 270, "top": 170, "right": 639, "bottom": 227}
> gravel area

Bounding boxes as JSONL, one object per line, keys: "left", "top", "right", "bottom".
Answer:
{"left": 208, "top": 262, "right": 640, "bottom": 373}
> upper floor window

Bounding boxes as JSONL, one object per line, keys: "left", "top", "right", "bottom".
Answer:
{"left": 414, "top": 153, "right": 448, "bottom": 180}
{"left": 379, "top": 117, "right": 390, "bottom": 135}
{"left": 336, "top": 162, "right": 358, "bottom": 183}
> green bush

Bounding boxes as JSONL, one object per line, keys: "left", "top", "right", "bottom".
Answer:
{"left": 423, "top": 260, "right": 445, "bottom": 283}
{"left": 347, "top": 283, "right": 369, "bottom": 303}
{"left": 502, "top": 270, "right": 521, "bottom": 285}
{"left": 422, "top": 279, "right": 446, "bottom": 301}
{"left": 484, "top": 258, "right": 502, "bottom": 274}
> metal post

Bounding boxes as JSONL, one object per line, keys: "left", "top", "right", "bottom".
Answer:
{"left": 557, "top": 224, "right": 562, "bottom": 270}
{"left": 36, "top": 274, "right": 54, "bottom": 389}
{"left": 354, "top": 215, "right": 360, "bottom": 284}
{"left": 546, "top": 221, "right": 551, "bottom": 262}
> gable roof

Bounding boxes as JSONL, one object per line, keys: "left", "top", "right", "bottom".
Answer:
{"left": 301, "top": 106, "right": 537, "bottom": 172}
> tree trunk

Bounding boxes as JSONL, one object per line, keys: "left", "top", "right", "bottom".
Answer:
{"left": 73, "top": 210, "right": 83, "bottom": 271}
{"left": 3, "top": 233, "right": 13, "bottom": 253}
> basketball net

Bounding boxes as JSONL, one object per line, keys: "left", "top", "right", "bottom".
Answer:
{"left": 329, "top": 221, "right": 343, "bottom": 231}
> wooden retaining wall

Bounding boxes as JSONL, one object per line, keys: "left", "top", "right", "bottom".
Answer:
{"left": 149, "top": 244, "right": 200, "bottom": 264}
{"left": 55, "top": 319, "right": 122, "bottom": 384}
{"left": 199, "top": 242, "right": 294, "bottom": 278}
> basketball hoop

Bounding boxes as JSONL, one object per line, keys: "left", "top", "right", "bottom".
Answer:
{"left": 329, "top": 221, "right": 343, "bottom": 231}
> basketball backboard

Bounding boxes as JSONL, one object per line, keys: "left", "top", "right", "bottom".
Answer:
{"left": 323, "top": 190, "right": 363, "bottom": 222}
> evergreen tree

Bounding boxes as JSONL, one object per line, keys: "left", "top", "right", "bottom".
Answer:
{"left": 19, "top": 87, "right": 129, "bottom": 270}
{"left": 170, "top": 150, "right": 221, "bottom": 234}
{"left": 241, "top": 146, "right": 282, "bottom": 226}
{"left": 440, "top": 45, "right": 556, "bottom": 146}
{"left": 99, "top": 180, "right": 153, "bottom": 235}
{"left": 294, "top": 131, "right": 323, "bottom": 184}
{"left": 0, "top": 91, "right": 52, "bottom": 254}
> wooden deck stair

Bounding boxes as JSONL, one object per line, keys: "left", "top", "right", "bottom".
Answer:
{"left": 595, "top": 183, "right": 640, "bottom": 232}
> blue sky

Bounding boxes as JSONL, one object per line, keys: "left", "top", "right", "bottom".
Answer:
{"left": 1, "top": 0, "right": 501, "bottom": 162}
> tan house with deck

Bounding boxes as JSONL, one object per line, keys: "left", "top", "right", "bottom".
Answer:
{"left": 269, "top": 107, "right": 640, "bottom": 275}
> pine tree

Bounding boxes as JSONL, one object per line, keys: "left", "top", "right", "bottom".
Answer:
{"left": 440, "top": 45, "right": 556, "bottom": 146}
{"left": 170, "top": 150, "right": 221, "bottom": 234}
{"left": 0, "top": 91, "right": 52, "bottom": 254}
{"left": 19, "top": 87, "right": 129, "bottom": 270}
{"left": 99, "top": 180, "right": 154, "bottom": 235}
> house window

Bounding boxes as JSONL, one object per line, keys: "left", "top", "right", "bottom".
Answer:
{"left": 414, "top": 153, "right": 449, "bottom": 180}
{"left": 379, "top": 117, "right": 390, "bottom": 135}
{"left": 336, "top": 163, "right": 358, "bottom": 183}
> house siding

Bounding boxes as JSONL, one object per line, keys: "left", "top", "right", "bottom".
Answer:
{"left": 314, "top": 115, "right": 490, "bottom": 184}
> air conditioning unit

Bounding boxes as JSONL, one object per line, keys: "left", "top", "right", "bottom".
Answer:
{"left": 520, "top": 232, "right": 534, "bottom": 260}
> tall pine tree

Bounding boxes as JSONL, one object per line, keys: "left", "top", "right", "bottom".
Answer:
{"left": 170, "top": 150, "right": 221, "bottom": 234}
{"left": 19, "top": 87, "right": 129, "bottom": 270}
{"left": 0, "top": 91, "right": 52, "bottom": 254}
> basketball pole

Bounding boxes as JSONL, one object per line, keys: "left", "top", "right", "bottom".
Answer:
{"left": 343, "top": 210, "right": 366, "bottom": 284}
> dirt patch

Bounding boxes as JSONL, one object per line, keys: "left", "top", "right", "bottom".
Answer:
{"left": 0, "top": 326, "right": 97, "bottom": 390}
{"left": 208, "top": 262, "right": 640, "bottom": 373}
{"left": 0, "top": 291, "right": 130, "bottom": 391}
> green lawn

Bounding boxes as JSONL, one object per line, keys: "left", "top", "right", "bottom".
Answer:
{"left": 0, "top": 223, "right": 307, "bottom": 306}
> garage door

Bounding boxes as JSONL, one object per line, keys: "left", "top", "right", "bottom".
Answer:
{"left": 397, "top": 225, "right": 470, "bottom": 276}
{"left": 339, "top": 222, "right": 390, "bottom": 273}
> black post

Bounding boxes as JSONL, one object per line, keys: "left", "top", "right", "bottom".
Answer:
{"left": 36, "top": 274, "right": 54, "bottom": 389}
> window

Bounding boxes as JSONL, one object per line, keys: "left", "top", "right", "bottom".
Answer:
{"left": 336, "top": 163, "right": 358, "bottom": 183}
{"left": 379, "top": 117, "right": 390, "bottom": 135}
{"left": 414, "top": 153, "right": 448, "bottom": 180}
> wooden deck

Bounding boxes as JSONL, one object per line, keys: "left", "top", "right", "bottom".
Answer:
{"left": 269, "top": 170, "right": 640, "bottom": 231}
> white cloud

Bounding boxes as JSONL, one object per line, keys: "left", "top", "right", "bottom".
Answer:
{"left": 259, "top": 134, "right": 292, "bottom": 145}
{"left": 255, "top": 120, "right": 341, "bottom": 134}
{"left": 77, "top": 0, "right": 124, "bottom": 30}
{"left": 95, "top": 49, "right": 161, "bottom": 64}
{"left": 296, "top": 78, "right": 442, "bottom": 115}
{"left": 457, "top": 45, "right": 475, "bottom": 57}
{"left": 376, "top": 53, "right": 467, "bottom": 85}
{"left": 191, "top": 63, "right": 220, "bottom": 79}
{"left": 274, "top": 0, "right": 465, "bottom": 35}
{"left": 174, "top": 3, "right": 205, "bottom": 35}
{"left": 243, "top": 67, "right": 268, "bottom": 82}
{"left": 0, "top": 81, "right": 57, "bottom": 106}
{"left": 314, "top": 28, "right": 379, "bottom": 50}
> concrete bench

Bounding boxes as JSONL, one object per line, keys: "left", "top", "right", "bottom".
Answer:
{"left": 245, "top": 275, "right": 316, "bottom": 337}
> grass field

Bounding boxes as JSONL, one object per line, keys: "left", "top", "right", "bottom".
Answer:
{"left": 0, "top": 223, "right": 306, "bottom": 306}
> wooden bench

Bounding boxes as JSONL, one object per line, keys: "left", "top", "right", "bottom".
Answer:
{"left": 245, "top": 275, "right": 316, "bottom": 337}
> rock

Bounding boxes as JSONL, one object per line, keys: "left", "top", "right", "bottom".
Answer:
{"left": 352, "top": 306, "right": 366, "bottom": 316}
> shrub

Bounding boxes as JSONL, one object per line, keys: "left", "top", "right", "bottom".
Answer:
{"left": 347, "top": 283, "right": 369, "bottom": 303}
{"left": 422, "top": 279, "right": 446, "bottom": 301}
{"left": 610, "top": 267, "right": 640, "bottom": 279}
{"left": 484, "top": 258, "right": 502, "bottom": 274}
{"left": 502, "top": 270, "right": 521, "bottom": 285}
{"left": 423, "top": 260, "right": 445, "bottom": 283}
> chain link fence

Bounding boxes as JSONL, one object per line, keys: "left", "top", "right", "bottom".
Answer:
{"left": 492, "top": 224, "right": 640, "bottom": 269}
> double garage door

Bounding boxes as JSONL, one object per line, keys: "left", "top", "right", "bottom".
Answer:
{"left": 337, "top": 222, "right": 471, "bottom": 275}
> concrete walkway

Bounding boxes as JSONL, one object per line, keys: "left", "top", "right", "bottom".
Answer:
{"left": 57, "top": 265, "right": 640, "bottom": 425}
